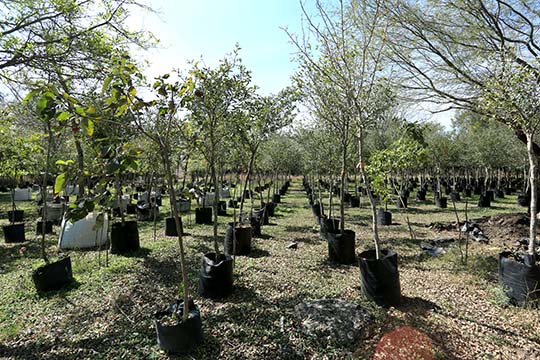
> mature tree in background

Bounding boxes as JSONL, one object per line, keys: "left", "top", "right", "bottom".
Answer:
{"left": 482, "top": 56, "right": 540, "bottom": 257}
{"left": 0, "top": 0, "right": 152, "bottom": 86}
{"left": 383, "top": 0, "right": 540, "bottom": 155}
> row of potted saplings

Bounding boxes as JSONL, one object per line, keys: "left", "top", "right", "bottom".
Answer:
{"left": 303, "top": 178, "right": 401, "bottom": 308}
{"left": 2, "top": 175, "right": 290, "bottom": 354}
{"left": 156, "top": 179, "right": 291, "bottom": 354}
{"left": 305, "top": 175, "right": 540, "bottom": 309}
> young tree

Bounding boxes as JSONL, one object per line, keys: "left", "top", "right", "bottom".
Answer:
{"left": 185, "top": 48, "right": 253, "bottom": 255}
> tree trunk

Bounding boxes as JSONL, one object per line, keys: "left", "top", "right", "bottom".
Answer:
{"left": 162, "top": 150, "right": 189, "bottom": 322}
{"left": 526, "top": 133, "right": 537, "bottom": 256}
{"left": 358, "top": 127, "right": 381, "bottom": 259}
{"left": 239, "top": 150, "right": 256, "bottom": 218}
{"left": 340, "top": 140, "right": 347, "bottom": 234}
{"left": 73, "top": 134, "right": 85, "bottom": 200}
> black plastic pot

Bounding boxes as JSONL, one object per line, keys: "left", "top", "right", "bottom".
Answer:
{"left": 376, "top": 209, "right": 392, "bottom": 226}
{"left": 272, "top": 194, "right": 281, "bottom": 203}
{"left": 464, "top": 188, "right": 472, "bottom": 198}
{"left": 499, "top": 251, "right": 540, "bottom": 306}
{"left": 165, "top": 217, "right": 184, "bottom": 236}
{"left": 252, "top": 207, "right": 269, "bottom": 225}
{"left": 311, "top": 202, "right": 324, "bottom": 218}
{"left": 450, "top": 192, "right": 461, "bottom": 202}
{"left": 154, "top": 299, "right": 203, "bottom": 354}
{"left": 396, "top": 197, "right": 407, "bottom": 209}
{"left": 416, "top": 191, "right": 426, "bottom": 201}
{"left": 435, "top": 197, "right": 447, "bottom": 209}
{"left": 110, "top": 221, "right": 140, "bottom": 254}
{"left": 517, "top": 194, "right": 529, "bottom": 207}
{"left": 358, "top": 249, "right": 401, "bottom": 307}
{"left": 126, "top": 203, "right": 137, "bottom": 215}
{"left": 224, "top": 222, "right": 252, "bottom": 256}
{"left": 32, "top": 257, "right": 73, "bottom": 292}
{"left": 198, "top": 252, "right": 234, "bottom": 299}
{"left": 7, "top": 210, "right": 24, "bottom": 223}
{"left": 279, "top": 188, "right": 286, "bottom": 196}
{"left": 343, "top": 192, "right": 351, "bottom": 203}
{"left": 218, "top": 201, "right": 227, "bottom": 216}
{"left": 478, "top": 194, "right": 491, "bottom": 208}
{"left": 228, "top": 199, "right": 238, "bottom": 208}
{"left": 266, "top": 202, "right": 276, "bottom": 217}
{"left": 36, "top": 221, "right": 53, "bottom": 235}
{"left": 320, "top": 218, "right": 340, "bottom": 240}
{"left": 327, "top": 230, "right": 356, "bottom": 264}
{"left": 3, "top": 223, "right": 25, "bottom": 243}
{"left": 250, "top": 216, "right": 262, "bottom": 237}
{"left": 350, "top": 196, "right": 360, "bottom": 208}
{"left": 195, "top": 207, "right": 212, "bottom": 225}
{"left": 485, "top": 190, "right": 495, "bottom": 201}
{"left": 495, "top": 189, "right": 505, "bottom": 198}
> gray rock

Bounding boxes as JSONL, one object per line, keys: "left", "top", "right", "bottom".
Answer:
{"left": 294, "top": 298, "right": 372, "bottom": 346}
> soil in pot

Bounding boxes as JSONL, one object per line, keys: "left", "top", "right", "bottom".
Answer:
{"left": 358, "top": 249, "right": 401, "bottom": 307}
{"left": 154, "top": 298, "right": 203, "bottom": 354}
{"left": 499, "top": 251, "right": 540, "bottom": 306}
{"left": 3, "top": 223, "right": 25, "bottom": 243}
{"left": 32, "top": 257, "right": 73, "bottom": 292}
{"left": 36, "top": 221, "right": 53, "bottom": 235}
{"left": 224, "top": 222, "right": 252, "bottom": 256}
{"left": 110, "top": 220, "right": 140, "bottom": 254}
{"left": 7, "top": 210, "right": 24, "bottom": 223}
{"left": 198, "top": 252, "right": 234, "bottom": 299}
{"left": 165, "top": 217, "right": 184, "bottom": 236}
{"left": 327, "top": 230, "right": 356, "bottom": 264}
{"left": 195, "top": 207, "right": 212, "bottom": 225}
{"left": 377, "top": 209, "right": 392, "bottom": 226}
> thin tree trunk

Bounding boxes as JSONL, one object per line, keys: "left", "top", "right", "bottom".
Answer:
{"left": 358, "top": 127, "right": 380, "bottom": 259}
{"left": 163, "top": 151, "right": 189, "bottom": 322}
{"left": 526, "top": 133, "right": 537, "bottom": 256}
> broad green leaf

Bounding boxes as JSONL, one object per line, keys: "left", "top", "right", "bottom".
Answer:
{"left": 54, "top": 173, "right": 66, "bottom": 194}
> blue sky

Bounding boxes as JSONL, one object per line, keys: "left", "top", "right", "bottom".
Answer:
{"left": 128, "top": 0, "right": 453, "bottom": 127}
{"left": 128, "top": 0, "right": 313, "bottom": 96}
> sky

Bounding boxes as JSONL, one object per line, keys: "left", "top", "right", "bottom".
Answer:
{"left": 128, "top": 0, "right": 453, "bottom": 128}
{"left": 128, "top": 0, "right": 311, "bottom": 96}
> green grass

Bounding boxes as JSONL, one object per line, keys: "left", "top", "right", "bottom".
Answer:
{"left": 0, "top": 184, "right": 539, "bottom": 359}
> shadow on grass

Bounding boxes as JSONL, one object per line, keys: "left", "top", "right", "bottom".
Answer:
{"left": 247, "top": 248, "right": 270, "bottom": 258}
{"left": 36, "top": 278, "right": 82, "bottom": 299}
{"left": 116, "top": 247, "right": 152, "bottom": 258}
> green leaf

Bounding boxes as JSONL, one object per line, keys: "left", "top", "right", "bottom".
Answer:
{"left": 36, "top": 97, "right": 48, "bottom": 113}
{"left": 57, "top": 112, "right": 70, "bottom": 121}
{"left": 54, "top": 173, "right": 66, "bottom": 194}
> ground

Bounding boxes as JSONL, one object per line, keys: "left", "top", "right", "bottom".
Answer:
{"left": 0, "top": 180, "right": 539, "bottom": 359}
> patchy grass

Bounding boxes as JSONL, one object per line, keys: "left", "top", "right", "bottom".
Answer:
{"left": 0, "top": 183, "right": 539, "bottom": 359}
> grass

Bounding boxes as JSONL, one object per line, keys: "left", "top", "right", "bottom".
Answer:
{"left": 0, "top": 182, "right": 539, "bottom": 359}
